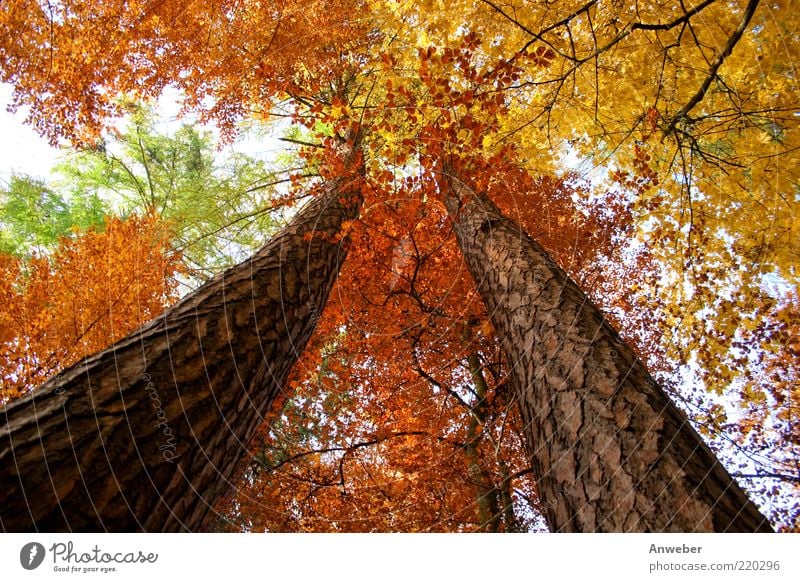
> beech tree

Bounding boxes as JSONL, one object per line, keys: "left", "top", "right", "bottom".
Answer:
{"left": 438, "top": 161, "right": 770, "bottom": 531}
{"left": 0, "top": 149, "right": 364, "bottom": 531}
{"left": 0, "top": 0, "right": 371, "bottom": 531}
{"left": 1, "top": 0, "right": 797, "bottom": 531}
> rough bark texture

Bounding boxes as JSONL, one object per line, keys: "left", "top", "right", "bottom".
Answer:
{"left": 0, "top": 170, "right": 362, "bottom": 532}
{"left": 441, "top": 169, "right": 772, "bottom": 532}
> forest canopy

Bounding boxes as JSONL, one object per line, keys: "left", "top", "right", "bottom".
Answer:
{"left": 0, "top": 0, "right": 797, "bottom": 532}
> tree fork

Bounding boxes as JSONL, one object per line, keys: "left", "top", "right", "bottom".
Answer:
{"left": 439, "top": 165, "right": 772, "bottom": 532}
{"left": 0, "top": 156, "right": 364, "bottom": 532}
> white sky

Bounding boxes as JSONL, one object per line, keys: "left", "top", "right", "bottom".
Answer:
{"left": 0, "top": 84, "right": 62, "bottom": 181}
{"left": 0, "top": 83, "right": 284, "bottom": 184}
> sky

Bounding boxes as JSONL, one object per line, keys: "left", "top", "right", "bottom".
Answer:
{"left": 0, "top": 84, "right": 61, "bottom": 181}
{"left": 0, "top": 83, "right": 283, "bottom": 184}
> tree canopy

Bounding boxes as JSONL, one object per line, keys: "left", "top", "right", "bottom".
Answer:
{"left": 1, "top": 0, "right": 797, "bottom": 530}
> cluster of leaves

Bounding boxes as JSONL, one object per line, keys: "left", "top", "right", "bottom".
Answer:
{"left": 0, "top": 174, "right": 107, "bottom": 256}
{"left": 0, "top": 213, "right": 183, "bottom": 401}
{"left": 56, "top": 104, "right": 280, "bottom": 281}
{"left": 0, "top": 0, "right": 373, "bottom": 143}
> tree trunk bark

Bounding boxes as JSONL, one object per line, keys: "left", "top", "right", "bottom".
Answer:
{"left": 0, "top": 163, "right": 363, "bottom": 532}
{"left": 463, "top": 342, "right": 501, "bottom": 532}
{"left": 439, "top": 167, "right": 772, "bottom": 532}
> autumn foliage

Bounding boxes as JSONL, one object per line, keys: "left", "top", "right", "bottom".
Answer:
{"left": 1, "top": 0, "right": 798, "bottom": 530}
{"left": 0, "top": 0, "right": 371, "bottom": 142}
{"left": 215, "top": 154, "right": 661, "bottom": 531}
{"left": 0, "top": 214, "right": 183, "bottom": 401}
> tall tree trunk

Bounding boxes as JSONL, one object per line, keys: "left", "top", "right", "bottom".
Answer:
{"left": 0, "top": 160, "right": 363, "bottom": 532}
{"left": 439, "top": 166, "right": 772, "bottom": 532}
{"left": 462, "top": 335, "right": 501, "bottom": 532}
{"left": 496, "top": 458, "right": 520, "bottom": 532}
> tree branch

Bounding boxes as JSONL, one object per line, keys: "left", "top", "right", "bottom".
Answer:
{"left": 734, "top": 472, "right": 800, "bottom": 484}
{"left": 256, "top": 431, "right": 429, "bottom": 473}
{"left": 278, "top": 137, "right": 324, "bottom": 148}
{"left": 665, "top": 0, "right": 761, "bottom": 134}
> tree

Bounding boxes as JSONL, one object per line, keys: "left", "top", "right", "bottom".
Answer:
{"left": 55, "top": 104, "right": 281, "bottom": 280}
{"left": 2, "top": 0, "right": 796, "bottom": 531}
{"left": 0, "top": 173, "right": 107, "bottom": 256}
{"left": 382, "top": 2, "right": 800, "bottom": 489}
{"left": 438, "top": 160, "right": 771, "bottom": 531}
{"left": 364, "top": 1, "right": 797, "bottom": 528}
{"left": 0, "top": 147, "right": 364, "bottom": 530}
{"left": 1, "top": 0, "right": 373, "bottom": 531}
